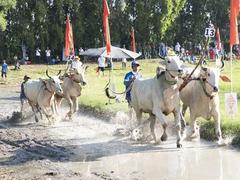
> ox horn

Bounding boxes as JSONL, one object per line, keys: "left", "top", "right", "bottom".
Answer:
{"left": 220, "top": 56, "right": 225, "bottom": 69}
{"left": 56, "top": 70, "right": 62, "bottom": 76}
{"left": 46, "top": 70, "right": 52, "bottom": 79}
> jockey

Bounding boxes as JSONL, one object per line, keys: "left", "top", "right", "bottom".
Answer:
{"left": 124, "top": 60, "right": 143, "bottom": 104}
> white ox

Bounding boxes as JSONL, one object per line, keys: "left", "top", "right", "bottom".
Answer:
{"left": 180, "top": 64, "right": 229, "bottom": 143}
{"left": 22, "top": 70, "right": 63, "bottom": 123}
{"left": 130, "top": 56, "right": 184, "bottom": 148}
{"left": 54, "top": 66, "right": 87, "bottom": 119}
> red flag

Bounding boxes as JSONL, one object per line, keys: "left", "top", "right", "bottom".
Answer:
{"left": 230, "top": 0, "right": 240, "bottom": 46}
{"left": 65, "top": 14, "right": 74, "bottom": 57}
{"left": 131, "top": 28, "right": 136, "bottom": 52}
{"left": 216, "top": 28, "right": 221, "bottom": 50}
{"left": 103, "top": 0, "right": 111, "bottom": 55}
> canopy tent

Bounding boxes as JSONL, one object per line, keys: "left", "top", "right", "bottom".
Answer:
{"left": 80, "top": 46, "right": 141, "bottom": 59}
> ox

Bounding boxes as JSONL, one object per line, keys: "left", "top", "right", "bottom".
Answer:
{"left": 180, "top": 62, "right": 230, "bottom": 144}
{"left": 54, "top": 66, "right": 87, "bottom": 119}
{"left": 22, "top": 70, "right": 63, "bottom": 123}
{"left": 130, "top": 56, "right": 183, "bottom": 148}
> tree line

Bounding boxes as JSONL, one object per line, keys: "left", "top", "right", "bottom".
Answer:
{"left": 0, "top": 0, "right": 231, "bottom": 62}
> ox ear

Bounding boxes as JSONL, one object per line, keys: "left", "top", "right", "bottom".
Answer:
{"left": 220, "top": 75, "right": 231, "bottom": 82}
{"left": 156, "top": 66, "right": 165, "bottom": 78}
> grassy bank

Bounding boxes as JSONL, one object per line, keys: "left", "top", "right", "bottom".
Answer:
{"left": 1, "top": 59, "right": 240, "bottom": 146}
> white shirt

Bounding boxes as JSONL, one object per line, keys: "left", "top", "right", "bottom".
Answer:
{"left": 175, "top": 43, "right": 181, "bottom": 52}
{"left": 36, "top": 49, "right": 41, "bottom": 56}
{"left": 71, "top": 60, "right": 82, "bottom": 70}
{"left": 98, "top": 56, "right": 105, "bottom": 67}
{"left": 45, "top": 49, "right": 51, "bottom": 57}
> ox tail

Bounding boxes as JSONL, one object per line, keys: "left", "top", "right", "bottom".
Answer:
{"left": 105, "top": 87, "right": 117, "bottom": 99}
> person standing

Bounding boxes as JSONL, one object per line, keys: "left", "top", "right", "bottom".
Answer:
{"left": 124, "top": 60, "right": 143, "bottom": 120}
{"left": 67, "top": 56, "right": 83, "bottom": 72}
{"left": 97, "top": 55, "right": 105, "bottom": 76}
{"left": 35, "top": 47, "right": 41, "bottom": 64}
{"left": 20, "top": 75, "right": 31, "bottom": 114}
{"left": 122, "top": 58, "right": 127, "bottom": 69}
{"left": 124, "top": 60, "right": 142, "bottom": 104}
{"left": 45, "top": 47, "right": 51, "bottom": 64}
{"left": 175, "top": 42, "right": 181, "bottom": 55}
{"left": 1, "top": 60, "right": 8, "bottom": 81}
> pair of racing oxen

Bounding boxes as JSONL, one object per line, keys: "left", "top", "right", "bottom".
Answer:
{"left": 128, "top": 56, "right": 229, "bottom": 148}
{"left": 21, "top": 65, "right": 88, "bottom": 123}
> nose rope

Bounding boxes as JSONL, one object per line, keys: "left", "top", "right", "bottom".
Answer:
{"left": 200, "top": 78, "right": 215, "bottom": 99}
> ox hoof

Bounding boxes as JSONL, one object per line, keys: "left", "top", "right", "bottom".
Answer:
{"left": 161, "top": 134, "right": 168, "bottom": 142}
{"left": 177, "top": 144, "right": 182, "bottom": 148}
{"left": 35, "top": 118, "right": 39, "bottom": 123}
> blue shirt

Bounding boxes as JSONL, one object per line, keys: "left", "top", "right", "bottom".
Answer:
{"left": 124, "top": 71, "right": 142, "bottom": 102}
{"left": 1, "top": 63, "right": 8, "bottom": 73}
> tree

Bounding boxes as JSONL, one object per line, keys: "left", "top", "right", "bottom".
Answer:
{"left": 0, "top": 0, "right": 16, "bottom": 30}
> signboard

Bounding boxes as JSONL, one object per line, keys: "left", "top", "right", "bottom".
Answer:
{"left": 204, "top": 27, "right": 215, "bottom": 37}
{"left": 225, "top": 93, "right": 238, "bottom": 116}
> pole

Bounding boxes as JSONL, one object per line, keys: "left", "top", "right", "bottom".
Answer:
{"left": 230, "top": 45, "right": 233, "bottom": 92}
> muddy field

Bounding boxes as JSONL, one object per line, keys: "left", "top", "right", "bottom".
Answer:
{"left": 0, "top": 86, "right": 240, "bottom": 180}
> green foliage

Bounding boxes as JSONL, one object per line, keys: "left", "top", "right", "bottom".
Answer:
{"left": 0, "top": 0, "right": 233, "bottom": 61}
{"left": 0, "top": 0, "right": 16, "bottom": 30}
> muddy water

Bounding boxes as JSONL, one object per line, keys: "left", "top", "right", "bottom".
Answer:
{"left": 0, "top": 87, "right": 240, "bottom": 180}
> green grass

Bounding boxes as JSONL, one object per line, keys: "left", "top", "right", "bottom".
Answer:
{"left": 1, "top": 59, "right": 240, "bottom": 145}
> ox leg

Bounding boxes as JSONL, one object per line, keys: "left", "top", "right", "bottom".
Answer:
{"left": 180, "top": 104, "right": 188, "bottom": 134}
{"left": 189, "top": 114, "right": 198, "bottom": 139}
{"left": 153, "top": 106, "right": 167, "bottom": 142}
{"left": 66, "top": 96, "right": 73, "bottom": 120}
{"left": 28, "top": 101, "right": 39, "bottom": 122}
{"left": 128, "top": 104, "right": 134, "bottom": 121}
{"left": 173, "top": 109, "right": 182, "bottom": 148}
{"left": 212, "top": 109, "right": 223, "bottom": 143}
{"left": 32, "top": 105, "right": 39, "bottom": 122}
{"left": 72, "top": 97, "right": 78, "bottom": 113}
{"left": 40, "top": 106, "right": 54, "bottom": 124}
{"left": 149, "top": 114, "right": 157, "bottom": 143}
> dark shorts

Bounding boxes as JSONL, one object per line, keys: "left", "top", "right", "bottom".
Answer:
{"left": 98, "top": 67, "right": 105, "bottom": 72}
{"left": 1, "top": 72, "right": 7, "bottom": 78}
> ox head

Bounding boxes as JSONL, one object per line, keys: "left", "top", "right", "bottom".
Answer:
{"left": 200, "top": 67, "right": 221, "bottom": 93}
{"left": 69, "top": 65, "right": 88, "bottom": 86}
{"left": 45, "top": 70, "right": 63, "bottom": 95}
{"left": 164, "top": 56, "right": 183, "bottom": 80}
{"left": 200, "top": 58, "right": 230, "bottom": 95}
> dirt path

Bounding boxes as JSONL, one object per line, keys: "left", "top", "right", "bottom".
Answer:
{"left": 0, "top": 86, "right": 240, "bottom": 180}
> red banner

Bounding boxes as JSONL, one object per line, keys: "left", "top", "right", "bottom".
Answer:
{"left": 65, "top": 14, "right": 74, "bottom": 57}
{"left": 230, "top": 0, "right": 240, "bottom": 46}
{"left": 131, "top": 28, "right": 136, "bottom": 52}
{"left": 103, "top": 0, "right": 111, "bottom": 55}
{"left": 216, "top": 28, "right": 221, "bottom": 50}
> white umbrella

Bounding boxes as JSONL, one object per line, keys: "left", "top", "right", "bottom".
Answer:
{"left": 80, "top": 46, "right": 141, "bottom": 59}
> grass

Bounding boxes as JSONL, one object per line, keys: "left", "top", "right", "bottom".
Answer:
{"left": 1, "top": 59, "right": 240, "bottom": 145}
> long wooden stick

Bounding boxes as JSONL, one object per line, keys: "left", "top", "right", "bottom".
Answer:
{"left": 179, "top": 37, "right": 210, "bottom": 91}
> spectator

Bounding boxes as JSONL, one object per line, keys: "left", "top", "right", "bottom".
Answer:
{"left": 55, "top": 56, "right": 61, "bottom": 64}
{"left": 97, "top": 55, "right": 105, "bottom": 76}
{"left": 35, "top": 47, "right": 41, "bottom": 64}
{"left": 1, "top": 60, "right": 8, "bottom": 81}
{"left": 175, "top": 42, "right": 181, "bottom": 55}
{"left": 45, "top": 47, "right": 51, "bottom": 64}
{"left": 159, "top": 42, "right": 167, "bottom": 58}
{"left": 122, "top": 58, "right": 127, "bottom": 69}
{"left": 66, "top": 56, "right": 82, "bottom": 72}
